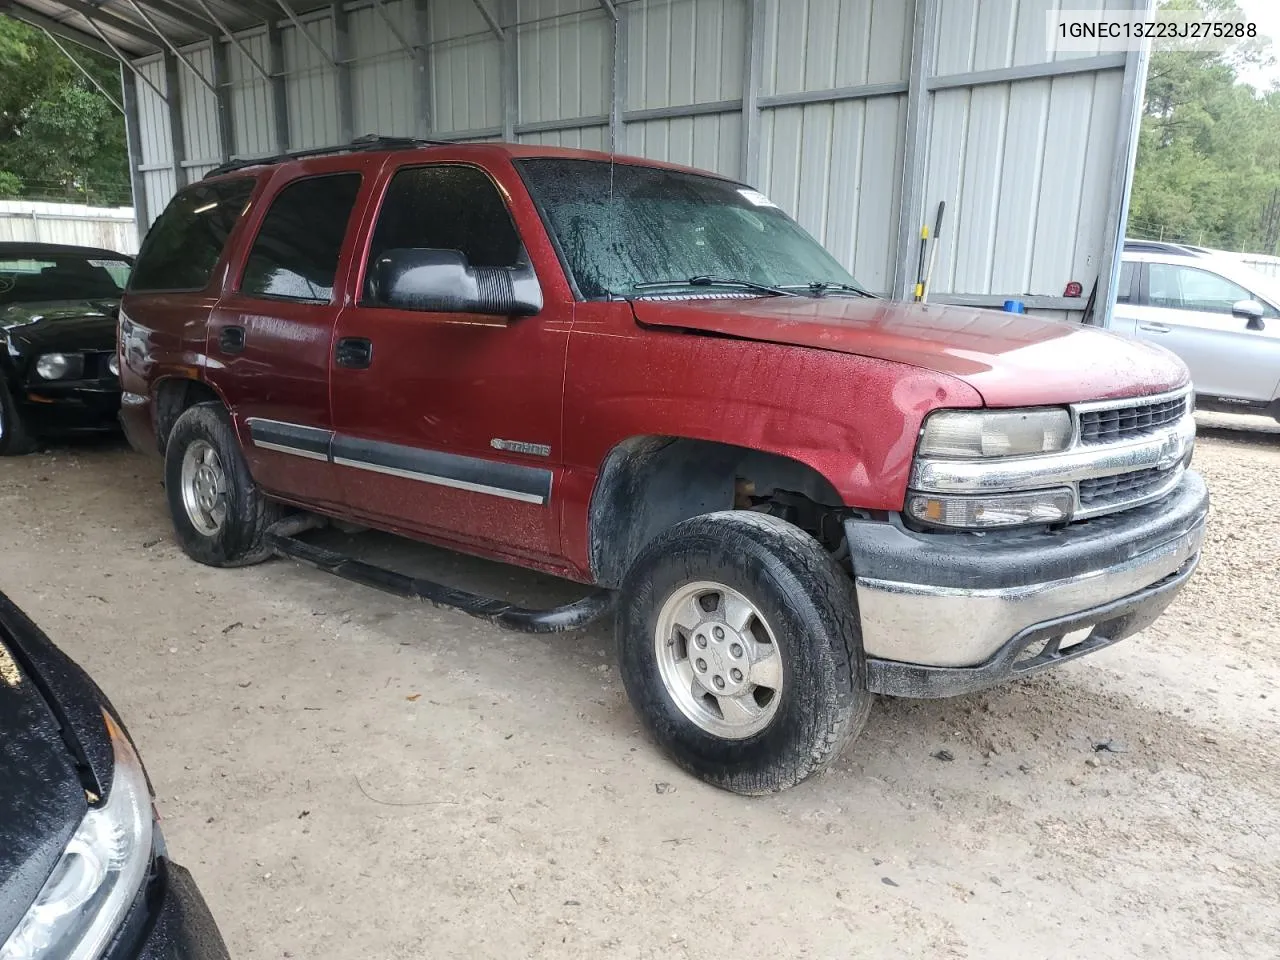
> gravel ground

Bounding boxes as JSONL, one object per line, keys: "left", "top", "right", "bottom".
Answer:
{"left": 0, "top": 412, "right": 1277, "bottom": 960}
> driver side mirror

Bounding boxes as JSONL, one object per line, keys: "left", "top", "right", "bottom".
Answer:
{"left": 370, "top": 248, "right": 543, "bottom": 317}
{"left": 1232, "top": 298, "right": 1266, "bottom": 330}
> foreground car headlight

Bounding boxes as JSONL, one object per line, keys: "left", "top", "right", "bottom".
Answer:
{"left": 1, "top": 712, "right": 153, "bottom": 960}
{"left": 907, "top": 488, "right": 1075, "bottom": 529}
{"left": 34, "top": 353, "right": 84, "bottom": 381}
{"left": 919, "top": 409, "right": 1072, "bottom": 458}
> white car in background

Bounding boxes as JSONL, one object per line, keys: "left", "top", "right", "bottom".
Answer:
{"left": 1114, "top": 240, "right": 1280, "bottom": 422}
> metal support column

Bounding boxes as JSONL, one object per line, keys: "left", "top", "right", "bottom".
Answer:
{"left": 412, "top": 0, "right": 432, "bottom": 138}
{"left": 739, "top": 0, "right": 765, "bottom": 186}
{"left": 332, "top": 1, "right": 355, "bottom": 143}
{"left": 499, "top": 0, "right": 517, "bottom": 142}
{"left": 608, "top": 0, "right": 626, "bottom": 153}
{"left": 211, "top": 39, "right": 235, "bottom": 161}
{"left": 164, "top": 51, "right": 189, "bottom": 190}
{"left": 121, "top": 63, "right": 150, "bottom": 235}
{"left": 268, "top": 21, "right": 290, "bottom": 152}
{"left": 892, "top": 0, "right": 938, "bottom": 301}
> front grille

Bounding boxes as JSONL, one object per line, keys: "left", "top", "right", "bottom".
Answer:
{"left": 1078, "top": 395, "right": 1187, "bottom": 445}
{"left": 1078, "top": 466, "right": 1176, "bottom": 507}
{"left": 83, "top": 351, "right": 116, "bottom": 379}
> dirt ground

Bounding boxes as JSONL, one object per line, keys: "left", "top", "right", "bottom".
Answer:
{"left": 1, "top": 412, "right": 1277, "bottom": 960}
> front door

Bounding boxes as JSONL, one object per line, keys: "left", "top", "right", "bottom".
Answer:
{"left": 1126, "top": 260, "right": 1280, "bottom": 402}
{"left": 207, "top": 164, "right": 368, "bottom": 509}
{"left": 329, "top": 162, "right": 570, "bottom": 561}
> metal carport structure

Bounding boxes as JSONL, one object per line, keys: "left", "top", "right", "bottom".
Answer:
{"left": 0, "top": 0, "right": 1151, "bottom": 323}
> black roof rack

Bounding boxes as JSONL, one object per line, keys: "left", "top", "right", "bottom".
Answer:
{"left": 203, "top": 134, "right": 466, "bottom": 179}
{"left": 1123, "top": 238, "right": 1206, "bottom": 257}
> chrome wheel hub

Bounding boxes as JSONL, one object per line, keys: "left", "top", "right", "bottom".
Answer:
{"left": 180, "top": 440, "right": 227, "bottom": 536}
{"left": 654, "top": 581, "right": 784, "bottom": 740}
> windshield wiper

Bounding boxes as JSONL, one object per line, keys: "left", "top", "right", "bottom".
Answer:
{"left": 632, "top": 276, "right": 800, "bottom": 297}
{"left": 781, "top": 281, "right": 877, "bottom": 298}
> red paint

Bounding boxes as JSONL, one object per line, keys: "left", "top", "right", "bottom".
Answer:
{"left": 121, "top": 143, "right": 1190, "bottom": 585}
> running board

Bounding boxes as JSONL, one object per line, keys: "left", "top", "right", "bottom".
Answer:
{"left": 265, "top": 532, "right": 614, "bottom": 634}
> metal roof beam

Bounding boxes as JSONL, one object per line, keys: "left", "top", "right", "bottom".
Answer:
{"left": 191, "top": 0, "right": 271, "bottom": 80}
{"left": 273, "top": 0, "right": 336, "bottom": 68}
{"left": 597, "top": 0, "right": 616, "bottom": 18}
{"left": 42, "top": 27, "right": 124, "bottom": 112}
{"left": 124, "top": 0, "right": 218, "bottom": 94}
{"left": 46, "top": 0, "right": 165, "bottom": 46}
{"left": 367, "top": 0, "right": 413, "bottom": 56}
{"left": 130, "top": 0, "right": 221, "bottom": 36}
{"left": 470, "top": 0, "right": 503, "bottom": 39}
{"left": 87, "top": 18, "right": 169, "bottom": 100}
{"left": 0, "top": 1, "right": 120, "bottom": 57}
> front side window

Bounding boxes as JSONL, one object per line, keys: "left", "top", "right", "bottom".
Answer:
{"left": 0, "top": 255, "right": 130, "bottom": 304}
{"left": 516, "top": 158, "right": 867, "bottom": 300}
{"left": 362, "top": 165, "right": 523, "bottom": 305}
{"left": 130, "top": 179, "right": 254, "bottom": 292}
{"left": 1146, "top": 262, "right": 1275, "bottom": 316}
{"left": 242, "top": 173, "right": 363, "bottom": 303}
{"left": 1116, "top": 260, "right": 1136, "bottom": 304}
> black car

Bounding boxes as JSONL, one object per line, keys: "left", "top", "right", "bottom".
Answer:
{"left": 0, "top": 591, "right": 229, "bottom": 959}
{"left": 0, "top": 242, "right": 130, "bottom": 455}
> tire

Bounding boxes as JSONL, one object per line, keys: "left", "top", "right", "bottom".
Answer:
{"left": 0, "top": 374, "right": 36, "bottom": 456}
{"left": 164, "top": 403, "right": 282, "bottom": 567}
{"left": 616, "top": 510, "right": 872, "bottom": 795}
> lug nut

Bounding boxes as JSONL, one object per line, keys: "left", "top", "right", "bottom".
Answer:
{"left": 713, "top": 676, "right": 726, "bottom": 690}
{"left": 695, "top": 634, "right": 707, "bottom": 648}
{"left": 730, "top": 643, "right": 743, "bottom": 658}
{"left": 731, "top": 668, "right": 743, "bottom": 682}
{"left": 696, "top": 658, "right": 707, "bottom": 673}
{"left": 713, "top": 626, "right": 725, "bottom": 640}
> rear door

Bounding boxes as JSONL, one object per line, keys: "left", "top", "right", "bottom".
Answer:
{"left": 328, "top": 161, "right": 570, "bottom": 561}
{"left": 1128, "top": 260, "right": 1280, "bottom": 401}
{"left": 206, "top": 159, "right": 371, "bottom": 509}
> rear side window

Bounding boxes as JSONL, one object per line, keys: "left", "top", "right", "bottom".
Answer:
{"left": 1116, "top": 260, "right": 1136, "bottom": 303}
{"left": 130, "top": 179, "right": 255, "bottom": 292}
{"left": 241, "top": 173, "right": 362, "bottom": 303}
{"left": 363, "top": 165, "right": 522, "bottom": 302}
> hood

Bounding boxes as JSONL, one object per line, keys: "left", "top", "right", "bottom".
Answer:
{"left": 0, "top": 299, "right": 119, "bottom": 355}
{"left": 630, "top": 297, "right": 1190, "bottom": 407}
{"left": 0, "top": 634, "right": 89, "bottom": 944}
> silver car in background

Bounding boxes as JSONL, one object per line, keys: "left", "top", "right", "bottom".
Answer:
{"left": 1114, "top": 240, "right": 1280, "bottom": 422}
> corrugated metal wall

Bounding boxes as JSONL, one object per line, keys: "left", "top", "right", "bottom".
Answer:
{"left": 125, "top": 0, "right": 1147, "bottom": 320}
{"left": 0, "top": 201, "right": 139, "bottom": 254}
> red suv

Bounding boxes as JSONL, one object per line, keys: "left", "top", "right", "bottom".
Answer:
{"left": 118, "top": 139, "right": 1208, "bottom": 794}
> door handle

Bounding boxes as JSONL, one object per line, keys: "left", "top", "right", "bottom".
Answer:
{"left": 218, "top": 325, "right": 246, "bottom": 354}
{"left": 1138, "top": 322, "right": 1171, "bottom": 334}
{"left": 335, "top": 337, "right": 373, "bottom": 369}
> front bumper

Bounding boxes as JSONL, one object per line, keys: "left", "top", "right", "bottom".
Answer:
{"left": 105, "top": 857, "right": 229, "bottom": 960}
{"left": 847, "top": 471, "right": 1209, "bottom": 698}
{"left": 17, "top": 379, "right": 121, "bottom": 435}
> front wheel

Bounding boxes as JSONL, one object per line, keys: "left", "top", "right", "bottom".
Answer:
{"left": 616, "top": 511, "right": 872, "bottom": 795}
{"left": 164, "top": 403, "right": 282, "bottom": 567}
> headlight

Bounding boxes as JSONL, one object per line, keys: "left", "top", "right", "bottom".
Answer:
{"left": 1, "top": 711, "right": 153, "bottom": 960}
{"left": 34, "top": 353, "right": 84, "bottom": 381}
{"left": 906, "top": 488, "right": 1075, "bottom": 529}
{"left": 919, "top": 409, "right": 1072, "bottom": 458}
{"left": 107, "top": 354, "right": 120, "bottom": 377}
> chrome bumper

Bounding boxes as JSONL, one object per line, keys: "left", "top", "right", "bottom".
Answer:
{"left": 847, "top": 471, "right": 1208, "bottom": 688}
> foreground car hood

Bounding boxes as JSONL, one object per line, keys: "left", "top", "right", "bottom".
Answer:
{"left": 1, "top": 300, "right": 119, "bottom": 354}
{"left": 0, "top": 635, "right": 88, "bottom": 944}
{"left": 630, "top": 297, "right": 1189, "bottom": 406}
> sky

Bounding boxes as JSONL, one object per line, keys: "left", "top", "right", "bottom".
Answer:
{"left": 1234, "top": 0, "right": 1280, "bottom": 90}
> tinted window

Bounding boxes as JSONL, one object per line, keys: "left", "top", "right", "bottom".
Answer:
{"left": 517, "top": 158, "right": 866, "bottom": 300}
{"left": 0, "top": 255, "right": 130, "bottom": 304}
{"left": 363, "top": 165, "right": 522, "bottom": 302}
{"left": 130, "top": 179, "right": 254, "bottom": 292}
{"left": 1116, "top": 260, "right": 1135, "bottom": 303}
{"left": 1146, "top": 262, "right": 1276, "bottom": 317}
{"left": 242, "top": 173, "right": 362, "bottom": 303}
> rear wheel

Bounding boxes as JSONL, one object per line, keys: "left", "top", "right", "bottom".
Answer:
{"left": 164, "top": 403, "right": 282, "bottom": 566}
{"left": 0, "top": 374, "right": 36, "bottom": 456}
{"left": 617, "top": 511, "right": 871, "bottom": 795}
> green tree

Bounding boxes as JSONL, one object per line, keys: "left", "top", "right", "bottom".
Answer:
{"left": 1129, "top": 0, "right": 1280, "bottom": 253}
{"left": 0, "top": 16, "right": 130, "bottom": 205}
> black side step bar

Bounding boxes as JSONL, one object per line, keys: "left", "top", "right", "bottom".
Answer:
{"left": 265, "top": 532, "right": 614, "bottom": 635}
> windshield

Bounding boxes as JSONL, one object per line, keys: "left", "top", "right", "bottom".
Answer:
{"left": 0, "top": 255, "right": 130, "bottom": 305}
{"left": 516, "top": 159, "right": 868, "bottom": 300}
